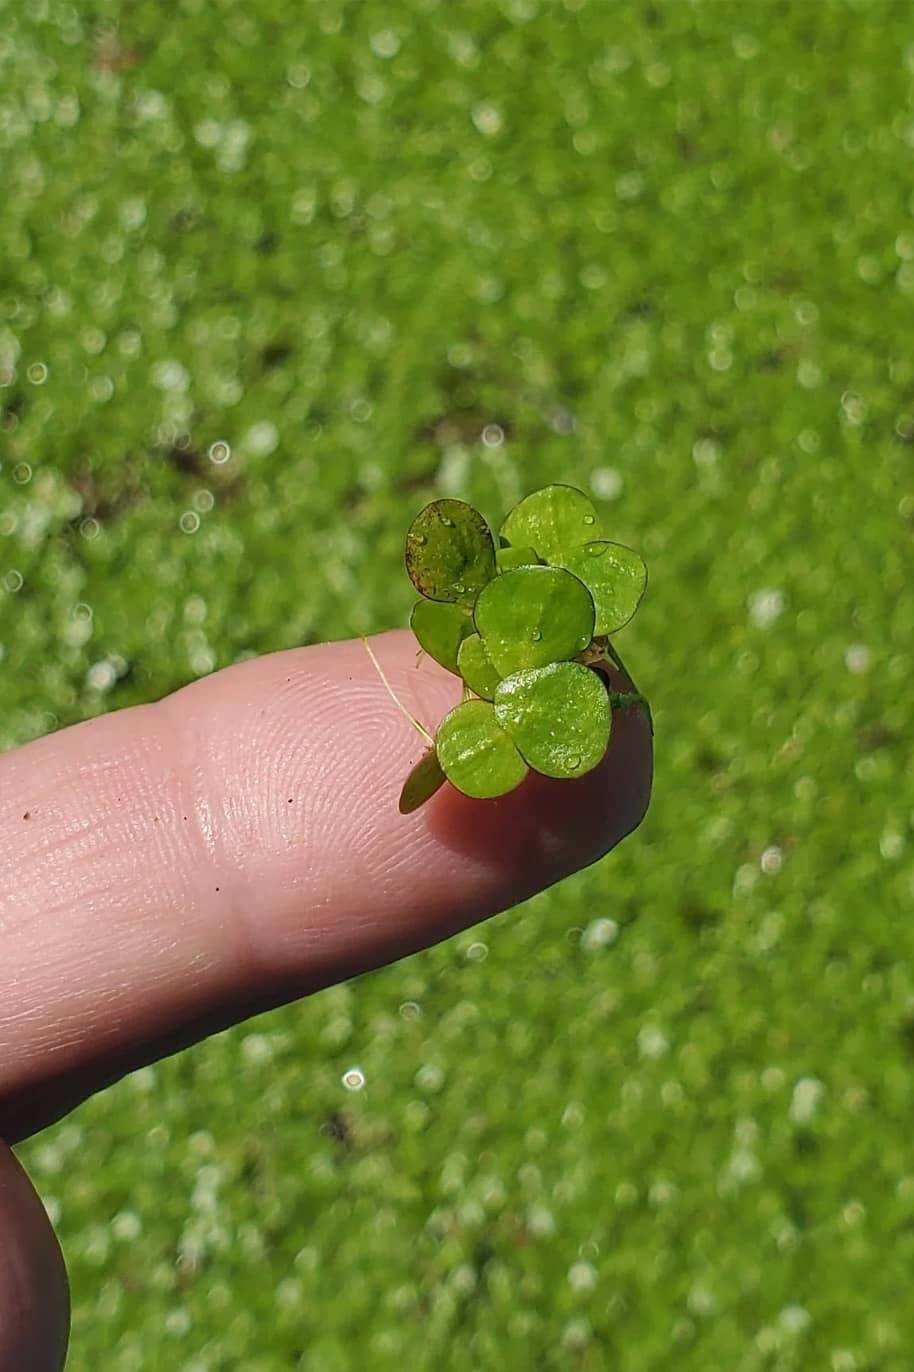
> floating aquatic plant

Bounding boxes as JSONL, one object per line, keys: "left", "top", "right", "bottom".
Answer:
{"left": 392, "top": 484, "right": 649, "bottom": 812}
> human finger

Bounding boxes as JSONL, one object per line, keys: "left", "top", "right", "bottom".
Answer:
{"left": 0, "top": 631, "right": 651, "bottom": 1142}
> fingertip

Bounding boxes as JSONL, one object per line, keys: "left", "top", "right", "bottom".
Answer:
{"left": 421, "top": 680, "right": 652, "bottom": 902}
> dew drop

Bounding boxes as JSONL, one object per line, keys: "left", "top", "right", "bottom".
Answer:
{"left": 567, "top": 753, "right": 582, "bottom": 770}
{"left": 583, "top": 514, "right": 596, "bottom": 526}
{"left": 415, "top": 533, "right": 427, "bottom": 545}
{"left": 454, "top": 581, "right": 466, "bottom": 594}
{"left": 440, "top": 516, "right": 455, "bottom": 527}
{"left": 531, "top": 628, "right": 542, "bottom": 641}
{"left": 588, "top": 543, "right": 607, "bottom": 557}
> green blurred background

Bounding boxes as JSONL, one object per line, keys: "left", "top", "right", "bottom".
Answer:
{"left": 3, "top": 0, "right": 913, "bottom": 1367}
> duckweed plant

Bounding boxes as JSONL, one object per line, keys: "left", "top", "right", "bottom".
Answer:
{"left": 395, "top": 485, "right": 650, "bottom": 812}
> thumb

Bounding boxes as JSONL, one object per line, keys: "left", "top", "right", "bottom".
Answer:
{"left": 0, "top": 1141, "right": 69, "bottom": 1372}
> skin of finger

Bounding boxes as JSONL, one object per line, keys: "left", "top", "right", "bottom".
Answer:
{"left": 0, "top": 631, "right": 651, "bottom": 1141}
{"left": 0, "top": 1142, "right": 69, "bottom": 1372}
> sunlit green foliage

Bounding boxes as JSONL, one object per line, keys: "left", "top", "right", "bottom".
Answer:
{"left": 494, "top": 545, "right": 541, "bottom": 573}
{"left": 474, "top": 562, "right": 596, "bottom": 675}
{"left": 435, "top": 697, "right": 528, "bottom": 799}
{"left": 493, "top": 661, "right": 611, "bottom": 780}
{"left": 559, "top": 542, "right": 648, "bottom": 635}
{"left": 397, "top": 747, "right": 446, "bottom": 815}
{"left": 499, "top": 483, "right": 602, "bottom": 563}
{"left": 456, "top": 632, "right": 501, "bottom": 701}
{"left": 4, "top": 2, "right": 914, "bottom": 1368}
{"left": 403, "top": 486, "right": 648, "bottom": 804}
{"left": 409, "top": 599, "right": 472, "bottom": 674}
{"left": 404, "top": 498, "right": 495, "bottom": 606}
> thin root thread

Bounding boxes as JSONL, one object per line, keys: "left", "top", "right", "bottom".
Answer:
{"left": 362, "top": 637, "right": 435, "bottom": 747}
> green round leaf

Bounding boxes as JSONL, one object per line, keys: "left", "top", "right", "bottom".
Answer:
{"left": 494, "top": 662, "right": 611, "bottom": 779}
{"left": 474, "top": 565, "right": 595, "bottom": 676}
{"left": 558, "top": 542, "right": 647, "bottom": 634}
{"left": 499, "top": 484, "right": 601, "bottom": 563}
{"left": 435, "top": 699, "right": 528, "bottom": 799}
{"left": 405, "top": 499, "right": 496, "bottom": 606}
{"left": 399, "top": 748, "right": 447, "bottom": 815}
{"left": 496, "top": 545, "right": 541, "bottom": 573}
{"left": 410, "top": 599, "right": 473, "bottom": 675}
{"left": 457, "top": 632, "right": 501, "bottom": 700}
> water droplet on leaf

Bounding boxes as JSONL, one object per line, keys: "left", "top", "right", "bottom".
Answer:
{"left": 532, "top": 628, "right": 542, "bottom": 641}
{"left": 567, "top": 753, "right": 582, "bottom": 770}
{"left": 415, "top": 534, "right": 427, "bottom": 545}
{"left": 441, "top": 515, "right": 455, "bottom": 527}
{"left": 588, "top": 544, "right": 607, "bottom": 557}
{"left": 583, "top": 514, "right": 596, "bottom": 526}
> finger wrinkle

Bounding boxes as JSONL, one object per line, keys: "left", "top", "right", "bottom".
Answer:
{"left": 171, "top": 657, "right": 406, "bottom": 982}
{"left": 0, "top": 704, "right": 223, "bottom": 1094}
